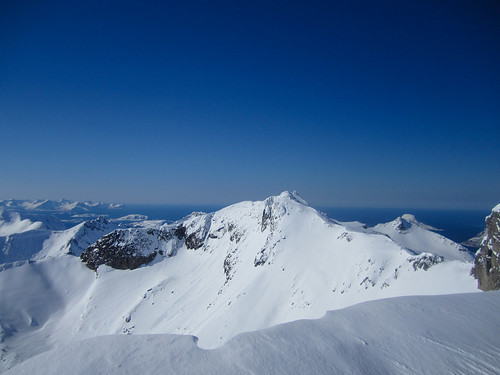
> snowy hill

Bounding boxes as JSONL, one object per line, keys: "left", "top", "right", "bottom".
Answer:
{"left": 0, "top": 211, "right": 43, "bottom": 236}
{"left": 33, "top": 216, "right": 119, "bottom": 260}
{"left": 0, "top": 192, "right": 480, "bottom": 372}
{"left": 0, "top": 209, "right": 65, "bottom": 235}
{"left": 0, "top": 210, "right": 67, "bottom": 265}
{"left": 4, "top": 291, "right": 499, "bottom": 375}
{"left": 372, "top": 213, "right": 473, "bottom": 262}
{"left": 0, "top": 214, "right": 117, "bottom": 265}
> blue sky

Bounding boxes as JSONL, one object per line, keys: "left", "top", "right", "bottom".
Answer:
{"left": 1, "top": 0, "right": 499, "bottom": 208}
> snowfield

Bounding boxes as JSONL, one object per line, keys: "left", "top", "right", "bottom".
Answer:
{"left": 4, "top": 292, "right": 500, "bottom": 375}
{"left": 0, "top": 192, "right": 494, "bottom": 373}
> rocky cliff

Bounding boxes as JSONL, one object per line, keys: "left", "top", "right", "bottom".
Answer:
{"left": 472, "top": 204, "right": 500, "bottom": 291}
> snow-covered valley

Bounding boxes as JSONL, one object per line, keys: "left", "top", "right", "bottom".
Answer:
{"left": 0, "top": 193, "right": 497, "bottom": 374}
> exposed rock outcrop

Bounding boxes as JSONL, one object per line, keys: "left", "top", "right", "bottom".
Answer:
{"left": 80, "top": 213, "right": 213, "bottom": 271}
{"left": 410, "top": 254, "right": 444, "bottom": 271}
{"left": 80, "top": 226, "right": 185, "bottom": 271}
{"left": 178, "top": 212, "right": 212, "bottom": 250}
{"left": 472, "top": 204, "right": 500, "bottom": 291}
{"left": 81, "top": 229, "right": 158, "bottom": 271}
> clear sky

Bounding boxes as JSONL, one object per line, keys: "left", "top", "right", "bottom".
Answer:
{"left": 1, "top": 0, "right": 498, "bottom": 208}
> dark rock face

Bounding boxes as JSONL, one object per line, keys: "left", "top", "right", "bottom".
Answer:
{"left": 81, "top": 229, "right": 163, "bottom": 271}
{"left": 180, "top": 213, "right": 212, "bottom": 250}
{"left": 254, "top": 250, "right": 267, "bottom": 267}
{"left": 396, "top": 220, "right": 410, "bottom": 232}
{"left": 472, "top": 209, "right": 500, "bottom": 291}
{"left": 261, "top": 206, "right": 273, "bottom": 232}
{"left": 174, "top": 225, "right": 186, "bottom": 240}
{"left": 80, "top": 214, "right": 213, "bottom": 271}
{"left": 185, "top": 231, "right": 204, "bottom": 250}
{"left": 410, "top": 254, "right": 444, "bottom": 271}
{"left": 67, "top": 216, "right": 114, "bottom": 257}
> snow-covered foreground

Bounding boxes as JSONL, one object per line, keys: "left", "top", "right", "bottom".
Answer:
{"left": 4, "top": 291, "right": 500, "bottom": 375}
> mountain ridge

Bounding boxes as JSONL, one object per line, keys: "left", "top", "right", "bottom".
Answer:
{"left": 0, "top": 199, "right": 123, "bottom": 213}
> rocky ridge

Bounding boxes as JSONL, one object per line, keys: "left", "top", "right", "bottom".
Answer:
{"left": 472, "top": 204, "right": 500, "bottom": 291}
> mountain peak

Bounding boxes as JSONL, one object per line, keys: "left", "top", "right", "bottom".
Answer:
{"left": 268, "top": 191, "right": 309, "bottom": 206}
{"left": 392, "top": 214, "right": 439, "bottom": 232}
{"left": 372, "top": 214, "right": 470, "bottom": 262}
{"left": 401, "top": 214, "right": 417, "bottom": 222}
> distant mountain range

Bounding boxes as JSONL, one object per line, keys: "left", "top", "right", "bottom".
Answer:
{"left": 0, "top": 199, "right": 123, "bottom": 213}
{"left": 0, "top": 192, "right": 498, "bottom": 373}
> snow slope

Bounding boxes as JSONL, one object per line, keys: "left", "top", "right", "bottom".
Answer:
{"left": 372, "top": 214, "right": 473, "bottom": 262}
{"left": 4, "top": 291, "right": 500, "bottom": 375}
{"left": 0, "top": 210, "right": 55, "bottom": 264}
{"left": 0, "top": 211, "right": 43, "bottom": 236}
{"left": 34, "top": 216, "right": 119, "bottom": 260}
{"left": 0, "top": 215, "right": 117, "bottom": 265}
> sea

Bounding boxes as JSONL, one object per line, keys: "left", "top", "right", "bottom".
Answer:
{"left": 100, "top": 204, "right": 488, "bottom": 245}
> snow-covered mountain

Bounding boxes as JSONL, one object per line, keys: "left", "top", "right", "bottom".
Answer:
{"left": 33, "top": 216, "right": 119, "bottom": 260}
{"left": 0, "top": 199, "right": 123, "bottom": 213}
{"left": 0, "top": 192, "right": 480, "bottom": 372}
{"left": 0, "top": 213, "right": 118, "bottom": 265}
{"left": 0, "top": 209, "right": 66, "bottom": 234}
{"left": 0, "top": 211, "right": 43, "bottom": 237}
{"left": 0, "top": 209, "right": 67, "bottom": 265}
{"left": 371, "top": 213, "right": 474, "bottom": 262}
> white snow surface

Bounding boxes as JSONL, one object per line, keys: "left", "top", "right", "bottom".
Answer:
{"left": 0, "top": 210, "right": 62, "bottom": 264}
{"left": 4, "top": 291, "right": 500, "bottom": 375}
{"left": 493, "top": 203, "right": 500, "bottom": 213}
{"left": 0, "top": 192, "right": 482, "bottom": 372}
{"left": 0, "top": 211, "right": 43, "bottom": 236}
